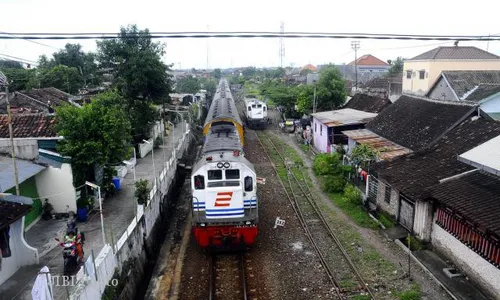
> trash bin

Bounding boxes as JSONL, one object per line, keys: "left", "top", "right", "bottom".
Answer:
{"left": 112, "top": 177, "right": 121, "bottom": 191}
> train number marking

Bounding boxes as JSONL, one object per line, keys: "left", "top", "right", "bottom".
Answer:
{"left": 214, "top": 191, "right": 233, "bottom": 207}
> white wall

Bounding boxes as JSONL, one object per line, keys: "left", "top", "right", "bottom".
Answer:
{"left": 0, "top": 139, "right": 38, "bottom": 160}
{"left": 35, "top": 163, "right": 77, "bottom": 213}
{"left": 431, "top": 220, "right": 500, "bottom": 298}
{"left": 0, "top": 217, "right": 38, "bottom": 286}
{"left": 481, "top": 95, "right": 500, "bottom": 116}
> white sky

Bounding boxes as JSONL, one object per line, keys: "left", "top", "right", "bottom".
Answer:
{"left": 1, "top": 0, "right": 500, "bottom": 69}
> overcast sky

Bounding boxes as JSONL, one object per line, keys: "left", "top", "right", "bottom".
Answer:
{"left": 1, "top": 0, "right": 500, "bottom": 69}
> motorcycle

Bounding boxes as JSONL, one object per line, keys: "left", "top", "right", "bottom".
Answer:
{"left": 55, "top": 235, "right": 84, "bottom": 276}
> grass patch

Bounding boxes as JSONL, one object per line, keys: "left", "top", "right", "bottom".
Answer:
{"left": 401, "top": 235, "right": 427, "bottom": 251}
{"left": 339, "top": 279, "right": 358, "bottom": 289}
{"left": 396, "top": 284, "right": 422, "bottom": 300}
{"left": 377, "top": 211, "right": 397, "bottom": 228}
{"left": 329, "top": 192, "right": 378, "bottom": 229}
{"left": 353, "top": 295, "right": 372, "bottom": 300}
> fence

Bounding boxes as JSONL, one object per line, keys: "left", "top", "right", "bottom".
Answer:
{"left": 69, "top": 124, "right": 191, "bottom": 300}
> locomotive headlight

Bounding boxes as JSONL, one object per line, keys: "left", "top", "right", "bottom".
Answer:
{"left": 223, "top": 162, "right": 230, "bottom": 169}
{"left": 217, "top": 162, "right": 224, "bottom": 168}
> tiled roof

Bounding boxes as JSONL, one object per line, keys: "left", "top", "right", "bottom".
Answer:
{"left": 428, "top": 171, "right": 500, "bottom": 236}
{"left": 0, "top": 114, "right": 57, "bottom": 138}
{"left": 410, "top": 46, "right": 500, "bottom": 60}
{"left": 343, "top": 93, "right": 391, "bottom": 113}
{"left": 0, "top": 198, "right": 32, "bottom": 230}
{"left": 437, "top": 71, "right": 500, "bottom": 101}
{"left": 366, "top": 95, "right": 476, "bottom": 151}
{"left": 348, "top": 54, "right": 389, "bottom": 66}
{"left": 372, "top": 117, "right": 500, "bottom": 200}
{"left": 21, "top": 87, "right": 70, "bottom": 106}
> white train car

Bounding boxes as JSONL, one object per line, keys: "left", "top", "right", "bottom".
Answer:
{"left": 244, "top": 98, "right": 268, "bottom": 129}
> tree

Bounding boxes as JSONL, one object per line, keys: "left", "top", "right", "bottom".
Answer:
{"left": 55, "top": 91, "right": 132, "bottom": 186}
{"left": 39, "top": 65, "right": 83, "bottom": 94}
{"left": 350, "top": 144, "right": 379, "bottom": 168}
{"left": 0, "top": 60, "right": 23, "bottom": 69}
{"left": 295, "top": 84, "right": 314, "bottom": 113}
{"left": 213, "top": 68, "right": 222, "bottom": 80}
{"left": 96, "top": 24, "right": 173, "bottom": 142}
{"left": 199, "top": 77, "right": 217, "bottom": 98}
{"left": 316, "top": 65, "right": 347, "bottom": 111}
{"left": 0, "top": 68, "right": 38, "bottom": 91}
{"left": 176, "top": 75, "right": 200, "bottom": 94}
{"left": 387, "top": 57, "right": 405, "bottom": 75}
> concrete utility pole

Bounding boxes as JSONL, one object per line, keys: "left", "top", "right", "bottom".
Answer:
{"left": 0, "top": 71, "right": 20, "bottom": 195}
{"left": 351, "top": 41, "right": 360, "bottom": 91}
{"left": 313, "top": 79, "right": 317, "bottom": 114}
{"left": 279, "top": 21, "right": 285, "bottom": 68}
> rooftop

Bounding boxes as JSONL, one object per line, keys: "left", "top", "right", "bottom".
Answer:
{"left": 348, "top": 54, "right": 389, "bottom": 66}
{"left": 428, "top": 171, "right": 500, "bottom": 236}
{"left": 342, "top": 129, "right": 412, "bottom": 160}
{"left": 372, "top": 116, "right": 500, "bottom": 200}
{"left": 0, "top": 156, "right": 46, "bottom": 192}
{"left": 0, "top": 196, "right": 33, "bottom": 230}
{"left": 311, "top": 108, "right": 378, "bottom": 127}
{"left": 428, "top": 70, "right": 500, "bottom": 101}
{"left": 458, "top": 134, "right": 500, "bottom": 176}
{"left": 0, "top": 114, "right": 57, "bottom": 138}
{"left": 409, "top": 46, "right": 500, "bottom": 61}
{"left": 343, "top": 93, "right": 391, "bottom": 113}
{"left": 366, "top": 95, "right": 476, "bottom": 151}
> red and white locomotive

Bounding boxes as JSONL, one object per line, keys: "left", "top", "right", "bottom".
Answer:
{"left": 191, "top": 79, "right": 258, "bottom": 248}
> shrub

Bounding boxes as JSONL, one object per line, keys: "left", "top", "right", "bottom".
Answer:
{"left": 313, "top": 153, "right": 342, "bottom": 176}
{"left": 397, "top": 284, "right": 422, "bottom": 300}
{"left": 135, "top": 179, "right": 150, "bottom": 205}
{"left": 344, "top": 184, "right": 362, "bottom": 205}
{"left": 323, "top": 175, "right": 346, "bottom": 193}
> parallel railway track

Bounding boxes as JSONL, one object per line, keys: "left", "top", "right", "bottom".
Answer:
{"left": 255, "top": 130, "right": 376, "bottom": 300}
{"left": 208, "top": 252, "right": 248, "bottom": 300}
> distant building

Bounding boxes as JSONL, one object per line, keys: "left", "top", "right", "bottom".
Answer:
{"left": 402, "top": 46, "right": 500, "bottom": 96}
{"left": 348, "top": 54, "right": 390, "bottom": 74}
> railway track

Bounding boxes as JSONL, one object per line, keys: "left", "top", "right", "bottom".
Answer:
{"left": 255, "top": 130, "right": 376, "bottom": 300}
{"left": 208, "top": 252, "right": 248, "bottom": 300}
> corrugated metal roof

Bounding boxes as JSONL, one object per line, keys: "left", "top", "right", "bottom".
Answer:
{"left": 458, "top": 134, "right": 500, "bottom": 176}
{"left": 311, "top": 108, "right": 377, "bottom": 127}
{"left": 342, "top": 129, "right": 412, "bottom": 160}
{"left": 0, "top": 156, "right": 46, "bottom": 192}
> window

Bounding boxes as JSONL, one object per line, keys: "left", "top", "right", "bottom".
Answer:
{"left": 0, "top": 227, "right": 12, "bottom": 257}
{"left": 384, "top": 186, "right": 391, "bottom": 203}
{"left": 257, "top": 104, "right": 262, "bottom": 108}
{"left": 252, "top": 104, "right": 256, "bottom": 108}
{"left": 225, "top": 169, "right": 240, "bottom": 179}
{"left": 314, "top": 123, "right": 317, "bottom": 132}
{"left": 320, "top": 125, "right": 323, "bottom": 136}
{"left": 208, "top": 170, "right": 222, "bottom": 180}
{"left": 263, "top": 106, "right": 266, "bottom": 111}
{"left": 208, "top": 181, "right": 240, "bottom": 187}
{"left": 244, "top": 176, "right": 253, "bottom": 192}
{"left": 419, "top": 70, "right": 425, "bottom": 80}
{"left": 194, "top": 175, "right": 205, "bottom": 189}
{"left": 248, "top": 106, "right": 251, "bottom": 111}
{"left": 406, "top": 70, "right": 412, "bottom": 79}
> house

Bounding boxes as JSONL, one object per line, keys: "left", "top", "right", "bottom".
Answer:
{"left": 370, "top": 117, "right": 500, "bottom": 237}
{"left": 311, "top": 108, "right": 378, "bottom": 153}
{"left": 0, "top": 195, "right": 38, "bottom": 286}
{"left": 402, "top": 46, "right": 500, "bottom": 96}
{"left": 0, "top": 114, "right": 77, "bottom": 225}
{"left": 358, "top": 73, "right": 403, "bottom": 101}
{"left": 348, "top": 54, "right": 390, "bottom": 74}
{"left": 426, "top": 70, "right": 500, "bottom": 120}
{"left": 342, "top": 93, "right": 391, "bottom": 114}
{"left": 0, "top": 87, "right": 78, "bottom": 115}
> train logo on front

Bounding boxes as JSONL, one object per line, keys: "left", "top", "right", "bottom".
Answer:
{"left": 214, "top": 192, "right": 233, "bottom": 207}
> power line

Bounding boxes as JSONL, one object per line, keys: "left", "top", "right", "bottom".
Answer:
{"left": 0, "top": 53, "right": 38, "bottom": 65}
{"left": 0, "top": 31, "right": 60, "bottom": 50}
{"left": 0, "top": 31, "right": 500, "bottom": 41}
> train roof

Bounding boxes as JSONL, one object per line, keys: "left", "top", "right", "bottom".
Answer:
{"left": 204, "top": 85, "right": 242, "bottom": 127}
{"left": 203, "top": 125, "right": 243, "bottom": 154}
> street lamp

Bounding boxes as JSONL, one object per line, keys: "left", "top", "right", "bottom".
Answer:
{"left": 85, "top": 181, "right": 105, "bottom": 245}
{"left": 143, "top": 140, "right": 156, "bottom": 182}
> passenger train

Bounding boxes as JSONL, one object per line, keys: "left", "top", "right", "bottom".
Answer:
{"left": 191, "top": 79, "right": 258, "bottom": 248}
{"left": 243, "top": 98, "right": 268, "bottom": 129}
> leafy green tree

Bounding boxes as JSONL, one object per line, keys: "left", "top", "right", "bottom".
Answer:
{"left": 39, "top": 65, "right": 83, "bottom": 94}
{"left": 55, "top": 91, "right": 132, "bottom": 186}
{"left": 0, "top": 68, "right": 38, "bottom": 91}
{"left": 295, "top": 84, "right": 314, "bottom": 113}
{"left": 176, "top": 75, "right": 200, "bottom": 94}
{"left": 213, "top": 68, "right": 222, "bottom": 80}
{"left": 316, "top": 64, "right": 347, "bottom": 111}
{"left": 242, "top": 67, "right": 257, "bottom": 78}
{"left": 0, "top": 60, "right": 23, "bottom": 69}
{"left": 350, "top": 144, "right": 379, "bottom": 168}
{"left": 96, "top": 24, "right": 173, "bottom": 142}
{"left": 387, "top": 57, "right": 405, "bottom": 75}
{"left": 199, "top": 77, "right": 217, "bottom": 98}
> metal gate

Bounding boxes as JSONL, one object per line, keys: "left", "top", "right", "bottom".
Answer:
{"left": 367, "top": 176, "right": 379, "bottom": 206}
{"left": 398, "top": 195, "right": 415, "bottom": 231}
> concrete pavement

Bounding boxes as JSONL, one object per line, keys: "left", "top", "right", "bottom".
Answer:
{"left": 0, "top": 124, "right": 186, "bottom": 300}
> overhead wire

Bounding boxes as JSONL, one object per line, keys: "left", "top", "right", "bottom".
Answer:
{"left": 0, "top": 31, "right": 60, "bottom": 50}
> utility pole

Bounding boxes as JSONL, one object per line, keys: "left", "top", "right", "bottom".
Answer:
{"left": 351, "top": 41, "right": 360, "bottom": 91}
{"left": 279, "top": 22, "right": 285, "bottom": 68}
{"left": 313, "top": 79, "right": 317, "bottom": 114}
{"left": 206, "top": 24, "right": 210, "bottom": 71}
{"left": 0, "top": 71, "right": 20, "bottom": 195}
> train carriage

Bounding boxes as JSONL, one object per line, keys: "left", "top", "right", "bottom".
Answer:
{"left": 192, "top": 79, "right": 258, "bottom": 248}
